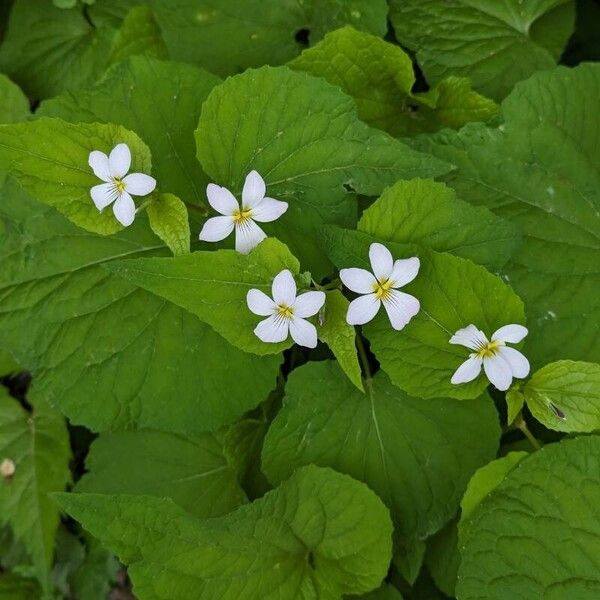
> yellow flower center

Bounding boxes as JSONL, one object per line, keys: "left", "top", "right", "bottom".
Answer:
{"left": 373, "top": 278, "right": 394, "bottom": 301}
{"left": 474, "top": 340, "right": 502, "bottom": 359}
{"left": 114, "top": 178, "right": 126, "bottom": 194}
{"left": 233, "top": 207, "right": 253, "bottom": 224}
{"left": 276, "top": 304, "right": 294, "bottom": 319}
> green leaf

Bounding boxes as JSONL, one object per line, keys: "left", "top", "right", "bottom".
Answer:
{"left": 458, "top": 436, "right": 600, "bottom": 599}
{"left": 317, "top": 290, "right": 364, "bottom": 391}
{"left": 290, "top": 26, "right": 498, "bottom": 136}
{"left": 0, "top": 389, "right": 71, "bottom": 592}
{"left": 352, "top": 583, "right": 404, "bottom": 599}
{"left": 0, "top": 117, "right": 152, "bottom": 235}
{"left": 520, "top": 360, "right": 600, "bottom": 432}
{"left": 195, "top": 65, "right": 450, "bottom": 276}
{"left": 321, "top": 227, "right": 525, "bottom": 399}
{"left": 424, "top": 520, "right": 460, "bottom": 597}
{"left": 76, "top": 429, "right": 246, "bottom": 518}
{"left": 69, "top": 534, "right": 119, "bottom": 600}
{"left": 146, "top": 193, "right": 190, "bottom": 256}
{"left": 0, "top": 0, "right": 116, "bottom": 98}
{"left": 0, "top": 573, "right": 40, "bottom": 600}
{"left": 109, "top": 5, "right": 168, "bottom": 65}
{"left": 389, "top": 0, "right": 575, "bottom": 100}
{"left": 39, "top": 55, "right": 221, "bottom": 207}
{"left": 0, "top": 352, "right": 19, "bottom": 377}
{"left": 413, "top": 63, "right": 600, "bottom": 367}
{"left": 150, "top": 0, "right": 389, "bottom": 77}
{"left": 459, "top": 452, "right": 528, "bottom": 525}
{"left": 0, "top": 183, "right": 281, "bottom": 434}
{"left": 55, "top": 465, "right": 393, "bottom": 599}
{"left": 505, "top": 388, "right": 525, "bottom": 426}
{"left": 262, "top": 362, "right": 500, "bottom": 557}
{"left": 358, "top": 179, "right": 521, "bottom": 270}
{"left": 106, "top": 238, "right": 301, "bottom": 355}
{"left": 0, "top": 75, "right": 29, "bottom": 124}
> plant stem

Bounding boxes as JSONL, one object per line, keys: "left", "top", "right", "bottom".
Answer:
{"left": 515, "top": 416, "right": 542, "bottom": 451}
{"left": 356, "top": 333, "right": 372, "bottom": 381}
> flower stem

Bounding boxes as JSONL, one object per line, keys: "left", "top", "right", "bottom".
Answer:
{"left": 515, "top": 415, "right": 542, "bottom": 451}
{"left": 356, "top": 333, "right": 372, "bottom": 381}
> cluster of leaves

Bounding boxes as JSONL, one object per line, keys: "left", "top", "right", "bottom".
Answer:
{"left": 0, "top": 1, "right": 599, "bottom": 599}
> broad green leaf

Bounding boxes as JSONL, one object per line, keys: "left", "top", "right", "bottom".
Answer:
{"left": 147, "top": 193, "right": 190, "bottom": 256}
{"left": 76, "top": 429, "right": 246, "bottom": 518}
{"left": 56, "top": 465, "right": 393, "bottom": 599}
{"left": 424, "top": 520, "right": 460, "bottom": 597}
{"left": 106, "top": 238, "right": 301, "bottom": 355}
{"left": 0, "top": 183, "right": 281, "bottom": 434}
{"left": 321, "top": 227, "right": 525, "bottom": 399}
{"left": 393, "top": 537, "right": 425, "bottom": 585}
{"left": 0, "top": 389, "right": 71, "bottom": 592}
{"left": 389, "top": 0, "right": 575, "bottom": 100}
{"left": 39, "top": 55, "right": 221, "bottom": 207}
{"left": 69, "top": 534, "right": 119, "bottom": 600}
{"left": 290, "top": 26, "right": 498, "bottom": 136}
{"left": 195, "top": 66, "right": 450, "bottom": 276}
{"left": 0, "top": 351, "right": 19, "bottom": 377}
{"left": 262, "top": 362, "right": 500, "bottom": 556}
{"left": 0, "top": 117, "right": 152, "bottom": 235}
{"left": 353, "top": 583, "right": 403, "bottom": 599}
{"left": 150, "top": 0, "right": 389, "bottom": 77}
{"left": 458, "top": 436, "right": 600, "bottom": 599}
{"left": 505, "top": 387, "right": 526, "bottom": 425}
{"left": 459, "top": 452, "right": 528, "bottom": 525}
{"left": 0, "top": 75, "right": 29, "bottom": 124}
{"left": 318, "top": 290, "right": 364, "bottom": 391}
{"left": 520, "top": 360, "right": 600, "bottom": 432}
{"left": 0, "top": 573, "right": 40, "bottom": 600}
{"left": 358, "top": 179, "right": 521, "bottom": 270}
{"left": 109, "top": 5, "right": 168, "bottom": 65}
{"left": 0, "top": 0, "right": 116, "bottom": 98}
{"left": 414, "top": 64, "right": 600, "bottom": 367}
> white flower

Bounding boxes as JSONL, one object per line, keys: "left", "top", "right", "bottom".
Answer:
{"left": 340, "top": 242, "right": 420, "bottom": 330}
{"left": 450, "top": 324, "right": 530, "bottom": 391}
{"left": 88, "top": 143, "right": 157, "bottom": 227}
{"left": 247, "top": 270, "right": 325, "bottom": 348}
{"left": 199, "top": 170, "right": 288, "bottom": 254}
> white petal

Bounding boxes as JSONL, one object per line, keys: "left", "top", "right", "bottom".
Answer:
{"left": 242, "top": 170, "right": 266, "bottom": 208}
{"left": 112, "top": 191, "right": 136, "bottom": 227}
{"left": 289, "top": 317, "right": 318, "bottom": 348}
{"left": 498, "top": 347, "right": 530, "bottom": 379}
{"left": 235, "top": 220, "right": 266, "bottom": 254}
{"left": 246, "top": 289, "right": 276, "bottom": 316}
{"left": 90, "top": 183, "right": 117, "bottom": 211}
{"left": 483, "top": 353, "right": 513, "bottom": 391}
{"left": 369, "top": 243, "right": 394, "bottom": 280}
{"left": 390, "top": 257, "right": 420, "bottom": 288}
{"left": 88, "top": 150, "right": 111, "bottom": 182}
{"left": 449, "top": 324, "right": 489, "bottom": 350}
{"left": 108, "top": 143, "right": 131, "bottom": 179}
{"left": 346, "top": 294, "right": 380, "bottom": 325}
{"left": 251, "top": 197, "right": 288, "bottom": 222}
{"left": 199, "top": 216, "right": 235, "bottom": 242}
{"left": 206, "top": 183, "right": 238, "bottom": 215}
{"left": 339, "top": 268, "right": 377, "bottom": 294}
{"left": 451, "top": 356, "right": 482, "bottom": 385}
{"left": 382, "top": 290, "right": 420, "bottom": 331}
{"left": 122, "top": 173, "right": 156, "bottom": 196}
{"left": 492, "top": 324, "right": 528, "bottom": 344}
{"left": 254, "top": 314, "right": 289, "bottom": 344}
{"left": 271, "top": 269, "right": 296, "bottom": 306}
{"left": 293, "top": 291, "right": 325, "bottom": 318}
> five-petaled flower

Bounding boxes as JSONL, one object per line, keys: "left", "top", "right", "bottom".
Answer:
{"left": 88, "top": 143, "right": 157, "bottom": 227}
{"left": 247, "top": 269, "right": 325, "bottom": 348}
{"left": 340, "top": 242, "right": 420, "bottom": 330}
{"left": 450, "top": 324, "right": 530, "bottom": 391}
{"left": 199, "top": 170, "right": 288, "bottom": 254}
